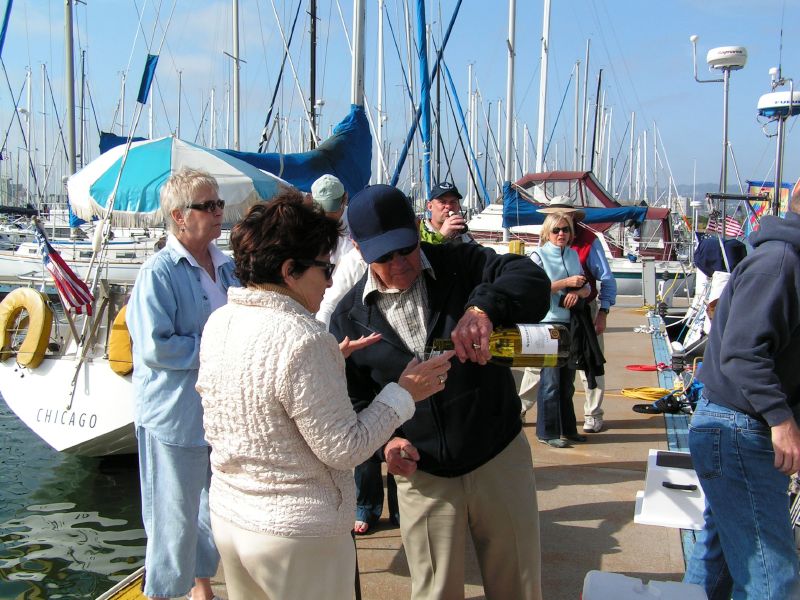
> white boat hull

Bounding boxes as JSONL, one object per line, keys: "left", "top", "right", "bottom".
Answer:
{"left": 0, "top": 356, "right": 135, "bottom": 456}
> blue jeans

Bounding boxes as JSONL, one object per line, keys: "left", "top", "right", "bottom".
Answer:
{"left": 683, "top": 398, "right": 800, "bottom": 599}
{"left": 536, "top": 366, "right": 577, "bottom": 440}
{"left": 137, "top": 427, "right": 220, "bottom": 598}
{"left": 354, "top": 455, "right": 399, "bottom": 526}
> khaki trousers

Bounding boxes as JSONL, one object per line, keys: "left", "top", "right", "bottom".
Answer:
{"left": 210, "top": 513, "right": 356, "bottom": 600}
{"left": 395, "top": 432, "right": 542, "bottom": 600}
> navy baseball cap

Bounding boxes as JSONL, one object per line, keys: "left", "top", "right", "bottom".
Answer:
{"left": 348, "top": 184, "right": 419, "bottom": 264}
{"left": 430, "top": 181, "right": 462, "bottom": 201}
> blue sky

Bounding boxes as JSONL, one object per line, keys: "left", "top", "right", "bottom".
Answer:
{"left": 2, "top": 0, "right": 799, "bottom": 203}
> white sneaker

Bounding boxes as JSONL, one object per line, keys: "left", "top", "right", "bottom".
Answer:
{"left": 583, "top": 416, "right": 603, "bottom": 433}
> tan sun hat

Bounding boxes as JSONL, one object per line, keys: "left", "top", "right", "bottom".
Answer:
{"left": 536, "top": 194, "right": 586, "bottom": 221}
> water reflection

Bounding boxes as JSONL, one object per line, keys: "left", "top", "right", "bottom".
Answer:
{"left": 0, "top": 399, "right": 145, "bottom": 599}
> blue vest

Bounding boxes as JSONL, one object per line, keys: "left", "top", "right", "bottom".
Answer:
{"left": 533, "top": 242, "right": 583, "bottom": 323}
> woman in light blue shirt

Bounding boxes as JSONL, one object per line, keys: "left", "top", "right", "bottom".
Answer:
{"left": 127, "top": 167, "right": 238, "bottom": 600}
{"left": 530, "top": 212, "right": 590, "bottom": 449}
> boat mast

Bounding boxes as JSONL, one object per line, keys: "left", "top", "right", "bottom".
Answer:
{"left": 309, "top": 0, "right": 317, "bottom": 149}
{"left": 496, "top": 98, "right": 502, "bottom": 196}
{"left": 79, "top": 51, "right": 86, "bottom": 169}
{"left": 502, "top": 0, "right": 516, "bottom": 242}
{"left": 232, "top": 0, "right": 240, "bottom": 150}
{"left": 25, "top": 67, "right": 31, "bottom": 207}
{"left": 376, "top": 0, "right": 385, "bottom": 183}
{"left": 41, "top": 65, "right": 46, "bottom": 203}
{"left": 467, "top": 63, "right": 474, "bottom": 205}
{"left": 573, "top": 60, "right": 580, "bottom": 170}
{"left": 350, "top": 0, "right": 365, "bottom": 107}
{"left": 534, "top": 0, "right": 550, "bottom": 173}
{"left": 580, "top": 40, "right": 590, "bottom": 170}
{"left": 65, "top": 0, "right": 76, "bottom": 177}
{"left": 628, "top": 111, "right": 635, "bottom": 198}
{"left": 177, "top": 70, "right": 182, "bottom": 138}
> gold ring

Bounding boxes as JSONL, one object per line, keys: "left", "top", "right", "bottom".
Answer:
{"left": 438, "top": 375, "right": 446, "bottom": 384}
{"left": 472, "top": 343, "right": 481, "bottom": 350}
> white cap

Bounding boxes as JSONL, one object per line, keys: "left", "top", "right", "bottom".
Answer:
{"left": 311, "top": 174, "right": 346, "bottom": 212}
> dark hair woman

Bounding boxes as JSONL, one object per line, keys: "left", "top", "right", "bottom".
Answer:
{"left": 197, "top": 193, "right": 454, "bottom": 600}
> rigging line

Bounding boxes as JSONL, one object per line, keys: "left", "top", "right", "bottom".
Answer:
{"left": 269, "top": 0, "right": 319, "bottom": 146}
{"left": 319, "top": 0, "right": 333, "bottom": 108}
{"left": 258, "top": 0, "right": 302, "bottom": 152}
{"left": 655, "top": 126, "right": 681, "bottom": 200}
{"left": 441, "top": 59, "right": 485, "bottom": 205}
{"left": 477, "top": 87, "right": 500, "bottom": 157}
{"left": 777, "top": 0, "right": 786, "bottom": 72}
{"left": 543, "top": 74, "right": 573, "bottom": 166}
{"left": 595, "top": 1, "right": 645, "bottom": 129}
{"left": 85, "top": 80, "right": 102, "bottom": 137}
{"left": 44, "top": 65, "right": 69, "bottom": 159}
{"left": 332, "top": 0, "right": 390, "bottom": 180}
{"left": 385, "top": 8, "right": 416, "bottom": 106}
{"left": 0, "top": 59, "right": 39, "bottom": 190}
{"left": 0, "top": 76, "right": 25, "bottom": 156}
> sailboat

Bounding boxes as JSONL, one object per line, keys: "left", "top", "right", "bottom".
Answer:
{"left": 0, "top": 0, "right": 373, "bottom": 458}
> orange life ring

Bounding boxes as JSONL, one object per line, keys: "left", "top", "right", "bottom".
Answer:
{"left": 0, "top": 288, "right": 53, "bottom": 368}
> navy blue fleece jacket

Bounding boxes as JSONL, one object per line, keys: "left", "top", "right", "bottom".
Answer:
{"left": 699, "top": 212, "right": 800, "bottom": 426}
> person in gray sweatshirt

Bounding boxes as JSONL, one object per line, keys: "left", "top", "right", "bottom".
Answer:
{"left": 683, "top": 182, "right": 800, "bottom": 600}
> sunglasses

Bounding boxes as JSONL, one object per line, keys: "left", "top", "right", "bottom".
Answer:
{"left": 551, "top": 226, "right": 571, "bottom": 235}
{"left": 373, "top": 244, "right": 417, "bottom": 264}
{"left": 295, "top": 258, "right": 336, "bottom": 280}
{"left": 187, "top": 199, "right": 226, "bottom": 213}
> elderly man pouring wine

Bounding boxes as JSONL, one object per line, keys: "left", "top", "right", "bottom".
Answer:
{"left": 330, "top": 183, "right": 552, "bottom": 600}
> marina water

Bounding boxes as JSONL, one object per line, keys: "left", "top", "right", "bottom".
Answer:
{"left": 0, "top": 398, "right": 144, "bottom": 599}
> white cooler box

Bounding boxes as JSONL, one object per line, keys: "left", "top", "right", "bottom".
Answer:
{"left": 582, "top": 570, "right": 707, "bottom": 599}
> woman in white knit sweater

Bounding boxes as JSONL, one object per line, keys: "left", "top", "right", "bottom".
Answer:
{"left": 196, "top": 190, "right": 453, "bottom": 600}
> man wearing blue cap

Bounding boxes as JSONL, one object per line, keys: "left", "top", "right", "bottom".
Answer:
{"left": 330, "top": 184, "right": 551, "bottom": 600}
{"left": 421, "top": 181, "right": 474, "bottom": 244}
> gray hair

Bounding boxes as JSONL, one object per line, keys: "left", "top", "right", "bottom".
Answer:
{"left": 159, "top": 168, "right": 219, "bottom": 234}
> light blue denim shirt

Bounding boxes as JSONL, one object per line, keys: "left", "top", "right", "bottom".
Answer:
{"left": 584, "top": 238, "right": 617, "bottom": 310}
{"left": 127, "top": 236, "right": 238, "bottom": 447}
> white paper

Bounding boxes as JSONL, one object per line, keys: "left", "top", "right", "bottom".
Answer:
{"left": 516, "top": 324, "right": 558, "bottom": 355}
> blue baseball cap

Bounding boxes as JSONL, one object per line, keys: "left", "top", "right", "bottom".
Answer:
{"left": 348, "top": 184, "right": 419, "bottom": 264}
{"left": 430, "top": 181, "right": 462, "bottom": 201}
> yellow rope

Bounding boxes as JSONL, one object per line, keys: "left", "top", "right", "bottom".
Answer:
{"left": 620, "top": 386, "right": 674, "bottom": 401}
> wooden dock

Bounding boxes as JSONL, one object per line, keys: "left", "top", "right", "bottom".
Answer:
{"left": 203, "top": 299, "right": 687, "bottom": 600}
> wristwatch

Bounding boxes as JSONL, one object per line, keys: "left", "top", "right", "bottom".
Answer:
{"left": 599, "top": 307, "right": 610, "bottom": 314}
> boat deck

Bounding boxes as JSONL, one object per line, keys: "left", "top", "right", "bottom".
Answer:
{"left": 206, "top": 299, "right": 687, "bottom": 600}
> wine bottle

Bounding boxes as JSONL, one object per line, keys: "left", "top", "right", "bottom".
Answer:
{"left": 431, "top": 324, "right": 570, "bottom": 368}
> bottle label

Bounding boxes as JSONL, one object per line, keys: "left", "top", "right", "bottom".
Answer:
{"left": 516, "top": 324, "right": 558, "bottom": 356}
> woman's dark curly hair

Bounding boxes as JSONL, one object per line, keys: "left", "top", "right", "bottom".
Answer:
{"left": 231, "top": 188, "right": 342, "bottom": 286}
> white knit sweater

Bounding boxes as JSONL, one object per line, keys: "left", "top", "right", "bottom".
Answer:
{"left": 197, "top": 285, "right": 414, "bottom": 537}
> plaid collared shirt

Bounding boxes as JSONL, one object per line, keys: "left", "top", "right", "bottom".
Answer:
{"left": 363, "top": 250, "right": 435, "bottom": 356}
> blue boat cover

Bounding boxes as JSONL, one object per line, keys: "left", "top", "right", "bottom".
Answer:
{"left": 502, "top": 181, "right": 650, "bottom": 228}
{"left": 220, "top": 104, "right": 372, "bottom": 199}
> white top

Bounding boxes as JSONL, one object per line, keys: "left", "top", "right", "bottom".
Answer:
{"left": 316, "top": 245, "right": 367, "bottom": 328}
{"left": 198, "top": 286, "right": 414, "bottom": 537}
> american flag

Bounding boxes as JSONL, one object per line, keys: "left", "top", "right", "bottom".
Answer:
{"left": 33, "top": 222, "right": 94, "bottom": 315}
{"left": 706, "top": 215, "right": 745, "bottom": 238}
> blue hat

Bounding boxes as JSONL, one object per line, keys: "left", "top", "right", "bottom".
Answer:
{"left": 348, "top": 184, "right": 419, "bottom": 263}
{"left": 430, "top": 181, "right": 462, "bottom": 201}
